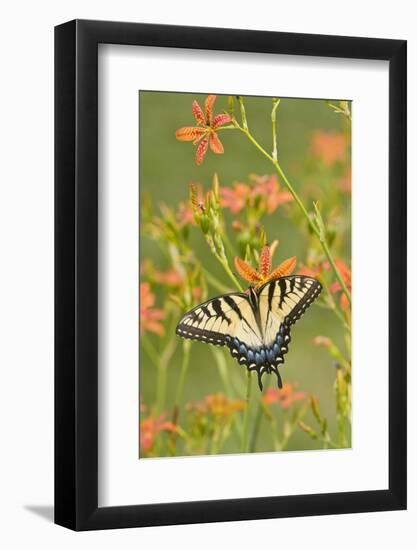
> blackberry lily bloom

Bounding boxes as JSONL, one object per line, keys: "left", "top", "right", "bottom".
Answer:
{"left": 234, "top": 244, "right": 297, "bottom": 289}
{"left": 176, "top": 95, "right": 232, "bottom": 165}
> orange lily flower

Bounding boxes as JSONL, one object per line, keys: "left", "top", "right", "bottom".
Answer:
{"left": 262, "top": 384, "right": 307, "bottom": 408}
{"left": 234, "top": 244, "right": 297, "bottom": 289}
{"left": 220, "top": 175, "right": 293, "bottom": 215}
{"left": 140, "top": 413, "right": 177, "bottom": 453}
{"left": 140, "top": 282, "right": 165, "bottom": 336}
{"left": 329, "top": 259, "right": 351, "bottom": 311}
{"left": 311, "top": 130, "right": 347, "bottom": 167}
{"left": 299, "top": 259, "right": 351, "bottom": 311}
{"left": 176, "top": 95, "right": 232, "bottom": 165}
{"left": 187, "top": 393, "right": 245, "bottom": 418}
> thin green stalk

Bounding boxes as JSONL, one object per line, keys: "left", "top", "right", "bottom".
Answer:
{"left": 211, "top": 347, "right": 243, "bottom": 440}
{"left": 173, "top": 340, "right": 191, "bottom": 420}
{"left": 202, "top": 267, "right": 231, "bottom": 294}
{"left": 319, "top": 274, "right": 351, "bottom": 333}
{"left": 221, "top": 230, "right": 238, "bottom": 259}
{"left": 237, "top": 96, "right": 249, "bottom": 130}
{"left": 211, "top": 347, "right": 234, "bottom": 396}
{"left": 155, "top": 334, "right": 177, "bottom": 414}
{"left": 141, "top": 334, "right": 159, "bottom": 366}
{"left": 142, "top": 331, "right": 176, "bottom": 415}
{"left": 231, "top": 107, "right": 352, "bottom": 307}
{"left": 240, "top": 371, "right": 253, "bottom": 452}
{"left": 271, "top": 98, "right": 280, "bottom": 161}
{"left": 215, "top": 253, "right": 244, "bottom": 292}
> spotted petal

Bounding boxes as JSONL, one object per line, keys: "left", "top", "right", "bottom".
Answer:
{"left": 234, "top": 257, "right": 263, "bottom": 284}
{"left": 192, "top": 100, "right": 205, "bottom": 125}
{"left": 195, "top": 137, "right": 209, "bottom": 165}
{"left": 265, "top": 256, "right": 297, "bottom": 283}
{"left": 209, "top": 132, "right": 224, "bottom": 154}
{"left": 204, "top": 95, "right": 216, "bottom": 125}
{"left": 212, "top": 113, "right": 232, "bottom": 128}
{"left": 259, "top": 246, "right": 272, "bottom": 278}
{"left": 176, "top": 126, "right": 206, "bottom": 142}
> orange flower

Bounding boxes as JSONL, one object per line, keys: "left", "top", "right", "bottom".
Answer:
{"left": 329, "top": 259, "right": 351, "bottom": 311}
{"left": 153, "top": 268, "right": 183, "bottom": 288}
{"left": 312, "top": 335, "right": 332, "bottom": 348}
{"left": 262, "top": 384, "right": 306, "bottom": 409}
{"left": 220, "top": 175, "right": 293, "bottom": 215}
{"left": 299, "top": 259, "right": 351, "bottom": 311}
{"left": 140, "top": 413, "right": 177, "bottom": 453}
{"left": 220, "top": 182, "right": 251, "bottom": 214}
{"left": 140, "top": 282, "right": 165, "bottom": 336}
{"left": 298, "top": 264, "right": 323, "bottom": 278}
{"left": 176, "top": 200, "right": 195, "bottom": 228}
{"left": 312, "top": 130, "right": 347, "bottom": 167}
{"left": 251, "top": 174, "right": 293, "bottom": 214}
{"left": 234, "top": 244, "right": 296, "bottom": 288}
{"left": 176, "top": 95, "right": 232, "bottom": 165}
{"left": 187, "top": 393, "right": 245, "bottom": 418}
{"left": 337, "top": 170, "right": 351, "bottom": 193}
{"left": 206, "top": 393, "right": 245, "bottom": 416}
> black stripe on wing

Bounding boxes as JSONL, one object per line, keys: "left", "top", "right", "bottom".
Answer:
{"left": 175, "top": 292, "right": 249, "bottom": 347}
{"left": 260, "top": 275, "right": 322, "bottom": 327}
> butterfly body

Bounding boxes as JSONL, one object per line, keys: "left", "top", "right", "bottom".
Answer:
{"left": 176, "top": 276, "right": 322, "bottom": 390}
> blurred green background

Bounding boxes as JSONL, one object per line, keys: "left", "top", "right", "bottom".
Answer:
{"left": 139, "top": 91, "right": 351, "bottom": 454}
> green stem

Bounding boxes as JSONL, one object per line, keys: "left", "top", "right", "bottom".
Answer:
{"left": 319, "top": 274, "right": 351, "bottom": 333}
{"left": 240, "top": 371, "right": 253, "bottom": 452}
{"left": 155, "top": 333, "right": 177, "bottom": 414}
{"left": 141, "top": 334, "right": 159, "bottom": 367}
{"left": 174, "top": 340, "right": 191, "bottom": 418}
{"left": 232, "top": 108, "right": 352, "bottom": 307}
{"left": 202, "top": 267, "right": 231, "bottom": 294}
{"left": 215, "top": 253, "right": 244, "bottom": 292}
{"left": 211, "top": 347, "right": 233, "bottom": 396}
{"left": 249, "top": 377, "right": 270, "bottom": 452}
{"left": 237, "top": 96, "right": 249, "bottom": 130}
{"left": 271, "top": 98, "right": 280, "bottom": 161}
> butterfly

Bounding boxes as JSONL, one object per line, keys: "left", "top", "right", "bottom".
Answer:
{"left": 176, "top": 275, "right": 322, "bottom": 391}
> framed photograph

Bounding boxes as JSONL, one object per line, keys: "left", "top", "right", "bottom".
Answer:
{"left": 55, "top": 19, "right": 406, "bottom": 530}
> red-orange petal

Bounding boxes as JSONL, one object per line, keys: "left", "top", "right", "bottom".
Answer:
{"left": 265, "top": 256, "right": 297, "bottom": 282}
{"left": 176, "top": 126, "right": 206, "bottom": 142}
{"left": 212, "top": 113, "right": 232, "bottom": 128}
{"left": 234, "top": 257, "right": 263, "bottom": 284}
{"left": 195, "top": 137, "right": 209, "bottom": 165}
{"left": 204, "top": 95, "right": 216, "bottom": 125}
{"left": 259, "top": 246, "right": 272, "bottom": 278}
{"left": 192, "top": 100, "right": 205, "bottom": 125}
{"left": 209, "top": 132, "right": 224, "bottom": 154}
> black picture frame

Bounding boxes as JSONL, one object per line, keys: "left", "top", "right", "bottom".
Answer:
{"left": 55, "top": 19, "right": 407, "bottom": 531}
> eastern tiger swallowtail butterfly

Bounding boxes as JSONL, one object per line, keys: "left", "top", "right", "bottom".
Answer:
{"left": 176, "top": 276, "right": 322, "bottom": 390}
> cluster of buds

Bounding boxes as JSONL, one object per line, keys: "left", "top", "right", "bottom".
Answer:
{"left": 189, "top": 175, "right": 229, "bottom": 262}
